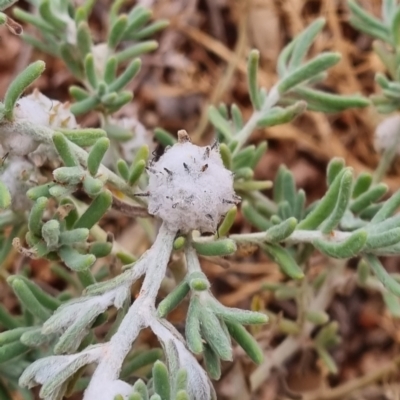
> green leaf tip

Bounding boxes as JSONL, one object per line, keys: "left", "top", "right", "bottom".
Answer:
{"left": 3, "top": 60, "right": 46, "bottom": 120}
{"left": 225, "top": 320, "right": 264, "bottom": 364}
{"left": 247, "top": 49, "right": 262, "bottom": 110}
{"left": 193, "top": 238, "right": 237, "bottom": 257}
{"left": 278, "top": 52, "right": 341, "bottom": 93}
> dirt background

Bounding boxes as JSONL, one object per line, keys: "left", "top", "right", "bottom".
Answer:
{"left": 2, "top": 0, "right": 400, "bottom": 399}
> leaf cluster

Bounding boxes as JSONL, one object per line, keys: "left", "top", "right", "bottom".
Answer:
{"left": 348, "top": 0, "right": 400, "bottom": 112}
{"left": 13, "top": 0, "right": 166, "bottom": 123}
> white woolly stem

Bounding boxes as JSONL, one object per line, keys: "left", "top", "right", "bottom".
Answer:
{"left": 230, "top": 228, "right": 353, "bottom": 244}
{"left": 83, "top": 223, "right": 176, "bottom": 400}
{"left": 185, "top": 238, "right": 203, "bottom": 274}
{"left": 148, "top": 315, "right": 214, "bottom": 400}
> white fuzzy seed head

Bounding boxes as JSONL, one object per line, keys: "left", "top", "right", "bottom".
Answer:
{"left": 7, "top": 90, "right": 78, "bottom": 163}
{"left": 16, "top": 90, "right": 78, "bottom": 129}
{"left": 374, "top": 114, "right": 400, "bottom": 155}
{"left": 1, "top": 91, "right": 78, "bottom": 157}
{"left": 147, "top": 131, "right": 238, "bottom": 233}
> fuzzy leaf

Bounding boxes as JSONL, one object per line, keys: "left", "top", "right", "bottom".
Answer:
{"left": 121, "top": 349, "right": 163, "bottom": 379}
{"left": 88, "top": 138, "right": 110, "bottom": 176}
{"left": 364, "top": 253, "right": 400, "bottom": 296}
{"left": 371, "top": 189, "right": 400, "bottom": 223}
{"left": 3, "top": 61, "right": 45, "bottom": 119}
{"left": 74, "top": 190, "right": 112, "bottom": 230}
{"left": 297, "top": 168, "right": 348, "bottom": 230}
{"left": 59, "top": 128, "right": 106, "bottom": 147}
{"left": 129, "top": 159, "right": 146, "bottom": 185}
{"left": 59, "top": 246, "right": 96, "bottom": 271}
{"left": 257, "top": 101, "right": 306, "bottom": 127}
{"left": 152, "top": 361, "right": 170, "bottom": 400}
{"left": 352, "top": 172, "right": 373, "bottom": 198}
{"left": 0, "top": 341, "right": 29, "bottom": 363}
{"left": 241, "top": 201, "right": 272, "bottom": 230}
{"left": 109, "top": 59, "right": 141, "bottom": 92}
{"left": 199, "top": 307, "right": 232, "bottom": 361}
{"left": 186, "top": 297, "right": 203, "bottom": 354}
{"left": 28, "top": 197, "right": 48, "bottom": 237}
{"left": 7, "top": 276, "right": 51, "bottom": 320}
{"left": 153, "top": 128, "right": 176, "bottom": 147}
{"left": 157, "top": 281, "right": 190, "bottom": 318}
{"left": 41, "top": 220, "right": 60, "bottom": 249}
{"left": 208, "top": 106, "right": 232, "bottom": 140}
{"left": 278, "top": 53, "right": 341, "bottom": 93}
{"left": 108, "top": 14, "right": 128, "bottom": 48}
{"left": 313, "top": 230, "right": 367, "bottom": 258}
{"left": 350, "top": 184, "right": 388, "bottom": 214}
{"left": 53, "top": 166, "right": 85, "bottom": 185}
{"left": 225, "top": 320, "right": 263, "bottom": 364}
{"left": 192, "top": 239, "right": 236, "bottom": 257}
{"left": 203, "top": 344, "right": 221, "bottom": 380}
{"left": 265, "top": 217, "right": 297, "bottom": 242}
{"left": 320, "top": 169, "right": 353, "bottom": 233}
{"left": 247, "top": 49, "right": 262, "bottom": 110}
{"left": 263, "top": 243, "right": 304, "bottom": 279}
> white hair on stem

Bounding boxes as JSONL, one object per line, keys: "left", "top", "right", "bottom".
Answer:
{"left": 18, "top": 132, "right": 236, "bottom": 400}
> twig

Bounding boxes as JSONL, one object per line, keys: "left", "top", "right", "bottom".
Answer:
{"left": 111, "top": 195, "right": 151, "bottom": 218}
{"left": 302, "top": 354, "right": 400, "bottom": 400}
{"left": 250, "top": 264, "right": 345, "bottom": 391}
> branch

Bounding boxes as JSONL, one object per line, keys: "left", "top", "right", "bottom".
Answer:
{"left": 83, "top": 223, "right": 175, "bottom": 400}
{"left": 111, "top": 195, "right": 150, "bottom": 218}
{"left": 233, "top": 86, "right": 280, "bottom": 152}
{"left": 250, "top": 264, "right": 346, "bottom": 391}
{"left": 303, "top": 354, "right": 400, "bottom": 400}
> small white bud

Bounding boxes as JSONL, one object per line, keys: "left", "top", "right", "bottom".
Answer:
{"left": 0, "top": 157, "right": 36, "bottom": 211}
{"left": 374, "top": 114, "right": 400, "bottom": 155}
{"left": 147, "top": 132, "right": 238, "bottom": 233}
{"left": 21, "top": 90, "right": 78, "bottom": 130}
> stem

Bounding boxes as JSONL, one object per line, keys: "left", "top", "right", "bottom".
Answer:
{"left": 303, "top": 354, "right": 400, "bottom": 400}
{"left": 230, "top": 228, "right": 352, "bottom": 244}
{"left": 233, "top": 86, "right": 280, "bottom": 154}
{"left": 83, "top": 223, "right": 175, "bottom": 400}
{"left": 185, "top": 237, "right": 203, "bottom": 274}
